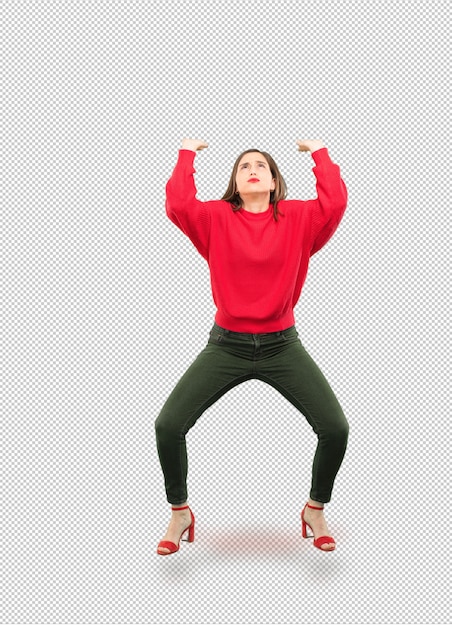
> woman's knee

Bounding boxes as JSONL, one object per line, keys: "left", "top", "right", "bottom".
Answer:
{"left": 322, "top": 415, "right": 349, "bottom": 444}
{"left": 155, "top": 404, "right": 194, "bottom": 442}
{"left": 154, "top": 410, "right": 178, "bottom": 442}
{"left": 337, "top": 419, "right": 349, "bottom": 444}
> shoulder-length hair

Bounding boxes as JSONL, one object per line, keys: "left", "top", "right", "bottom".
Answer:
{"left": 221, "top": 149, "right": 287, "bottom": 222}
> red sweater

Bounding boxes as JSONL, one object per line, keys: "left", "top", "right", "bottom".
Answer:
{"left": 166, "top": 148, "right": 347, "bottom": 333}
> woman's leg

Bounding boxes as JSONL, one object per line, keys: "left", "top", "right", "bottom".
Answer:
{"left": 256, "top": 329, "right": 349, "bottom": 504}
{"left": 155, "top": 329, "right": 253, "bottom": 553}
{"left": 155, "top": 338, "right": 251, "bottom": 505}
{"left": 256, "top": 329, "right": 348, "bottom": 549}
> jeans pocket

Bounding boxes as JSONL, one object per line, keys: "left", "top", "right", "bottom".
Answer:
{"left": 281, "top": 326, "right": 299, "bottom": 342}
{"left": 209, "top": 329, "right": 225, "bottom": 344}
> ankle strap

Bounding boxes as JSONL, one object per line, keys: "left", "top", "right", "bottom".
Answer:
{"left": 307, "top": 503, "right": 324, "bottom": 510}
{"left": 172, "top": 505, "right": 190, "bottom": 511}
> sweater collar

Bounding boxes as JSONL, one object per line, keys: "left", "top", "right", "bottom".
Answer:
{"left": 238, "top": 204, "right": 273, "bottom": 220}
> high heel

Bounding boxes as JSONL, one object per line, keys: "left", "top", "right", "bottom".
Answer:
{"left": 301, "top": 503, "right": 336, "bottom": 552}
{"left": 156, "top": 505, "right": 195, "bottom": 556}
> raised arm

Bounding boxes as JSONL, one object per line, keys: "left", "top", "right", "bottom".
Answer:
{"left": 165, "top": 138, "right": 211, "bottom": 260}
{"left": 297, "top": 139, "right": 348, "bottom": 256}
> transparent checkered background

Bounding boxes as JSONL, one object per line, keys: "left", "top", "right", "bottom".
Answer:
{"left": 1, "top": 1, "right": 450, "bottom": 623}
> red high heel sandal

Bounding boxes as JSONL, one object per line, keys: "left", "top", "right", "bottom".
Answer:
{"left": 301, "top": 503, "right": 336, "bottom": 551}
{"left": 156, "top": 505, "right": 195, "bottom": 556}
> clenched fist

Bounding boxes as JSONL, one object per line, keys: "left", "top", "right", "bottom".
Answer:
{"left": 296, "top": 139, "right": 325, "bottom": 153}
{"left": 181, "top": 138, "right": 209, "bottom": 152}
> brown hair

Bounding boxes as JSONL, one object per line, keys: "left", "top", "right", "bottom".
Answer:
{"left": 221, "top": 149, "right": 287, "bottom": 221}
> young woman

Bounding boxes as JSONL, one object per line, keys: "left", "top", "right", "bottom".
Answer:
{"left": 155, "top": 137, "right": 349, "bottom": 555}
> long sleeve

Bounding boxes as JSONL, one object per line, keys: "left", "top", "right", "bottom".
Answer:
{"left": 165, "top": 150, "right": 211, "bottom": 260}
{"left": 308, "top": 148, "right": 348, "bottom": 256}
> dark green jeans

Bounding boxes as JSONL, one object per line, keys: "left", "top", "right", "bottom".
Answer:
{"left": 155, "top": 323, "right": 349, "bottom": 505}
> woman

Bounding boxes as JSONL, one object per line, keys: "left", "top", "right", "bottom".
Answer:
{"left": 155, "top": 137, "right": 349, "bottom": 555}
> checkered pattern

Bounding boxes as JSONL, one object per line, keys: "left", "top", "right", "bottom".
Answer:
{"left": 1, "top": 1, "right": 450, "bottom": 623}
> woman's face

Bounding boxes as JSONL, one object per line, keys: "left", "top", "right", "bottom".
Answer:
{"left": 235, "top": 152, "right": 275, "bottom": 198}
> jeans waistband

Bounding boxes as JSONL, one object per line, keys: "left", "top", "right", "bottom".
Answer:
{"left": 212, "top": 322, "right": 295, "bottom": 338}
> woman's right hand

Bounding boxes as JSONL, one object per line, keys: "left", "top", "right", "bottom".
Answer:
{"left": 181, "top": 138, "right": 209, "bottom": 152}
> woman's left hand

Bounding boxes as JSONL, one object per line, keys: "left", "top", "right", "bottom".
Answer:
{"left": 296, "top": 139, "right": 325, "bottom": 153}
